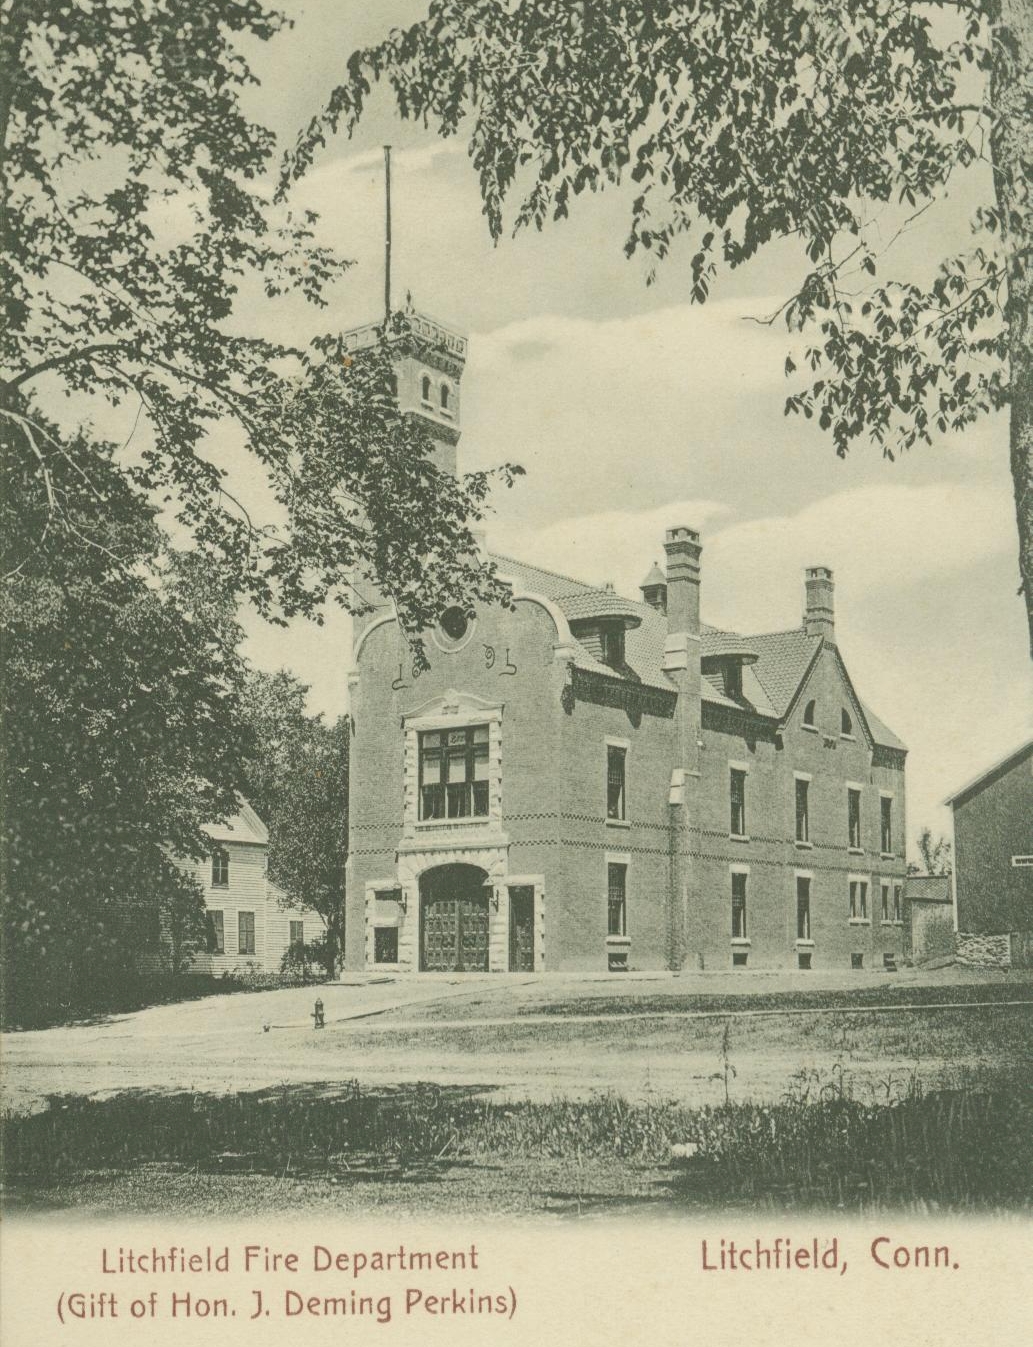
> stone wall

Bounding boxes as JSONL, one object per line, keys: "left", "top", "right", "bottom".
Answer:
{"left": 955, "top": 930, "right": 1012, "bottom": 969}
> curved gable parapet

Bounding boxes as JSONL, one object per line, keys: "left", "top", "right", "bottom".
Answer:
{"left": 350, "top": 581, "right": 578, "bottom": 672}
{"left": 352, "top": 611, "right": 398, "bottom": 667}
{"left": 493, "top": 573, "right": 578, "bottom": 661}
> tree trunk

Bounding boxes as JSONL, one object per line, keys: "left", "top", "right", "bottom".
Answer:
{"left": 992, "top": 0, "right": 1033, "bottom": 659}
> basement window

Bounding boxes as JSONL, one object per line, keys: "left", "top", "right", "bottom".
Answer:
{"left": 851, "top": 952, "right": 864, "bottom": 970}
{"left": 732, "top": 951, "right": 748, "bottom": 968}
{"left": 797, "top": 951, "right": 812, "bottom": 971}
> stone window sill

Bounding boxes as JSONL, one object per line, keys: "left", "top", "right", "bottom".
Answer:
{"left": 848, "top": 917, "right": 871, "bottom": 926}
{"left": 880, "top": 852, "right": 896, "bottom": 861}
{"left": 795, "top": 938, "right": 815, "bottom": 947}
{"left": 801, "top": 723, "right": 819, "bottom": 734}
{"left": 605, "top": 935, "right": 631, "bottom": 948}
{"left": 415, "top": 817, "right": 490, "bottom": 830}
{"left": 605, "top": 817, "right": 631, "bottom": 829}
{"left": 729, "top": 833, "right": 750, "bottom": 844}
{"left": 848, "top": 847, "right": 865, "bottom": 857}
{"left": 730, "top": 937, "right": 751, "bottom": 946}
{"left": 795, "top": 839, "right": 813, "bottom": 850}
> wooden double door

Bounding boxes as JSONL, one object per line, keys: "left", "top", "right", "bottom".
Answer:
{"left": 420, "top": 865, "right": 490, "bottom": 972}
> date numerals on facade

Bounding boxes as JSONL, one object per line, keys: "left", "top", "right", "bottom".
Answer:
{"left": 483, "top": 645, "right": 517, "bottom": 676}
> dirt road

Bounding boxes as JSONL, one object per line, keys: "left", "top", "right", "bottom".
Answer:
{"left": 3, "top": 967, "right": 1031, "bottom": 1112}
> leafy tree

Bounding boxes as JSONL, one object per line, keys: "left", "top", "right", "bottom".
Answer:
{"left": 286, "top": 0, "right": 1033, "bottom": 653}
{"left": 908, "top": 825, "right": 954, "bottom": 875}
{"left": 1, "top": 408, "right": 251, "bottom": 1022}
{"left": 0, "top": 1, "right": 519, "bottom": 642}
{"left": 238, "top": 670, "right": 348, "bottom": 977}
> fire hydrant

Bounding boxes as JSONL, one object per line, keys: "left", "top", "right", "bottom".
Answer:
{"left": 311, "top": 998, "right": 325, "bottom": 1030}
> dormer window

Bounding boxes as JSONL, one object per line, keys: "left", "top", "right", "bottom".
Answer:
{"left": 724, "top": 661, "right": 743, "bottom": 700}
{"left": 841, "top": 708, "right": 853, "bottom": 736}
{"left": 421, "top": 373, "right": 432, "bottom": 402}
{"left": 600, "top": 625, "right": 625, "bottom": 669}
{"left": 803, "top": 699, "right": 816, "bottom": 728}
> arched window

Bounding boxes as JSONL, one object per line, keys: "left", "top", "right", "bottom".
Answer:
{"left": 841, "top": 708, "right": 853, "bottom": 735}
{"left": 440, "top": 382, "right": 450, "bottom": 410}
{"left": 803, "top": 699, "right": 816, "bottom": 727}
{"left": 388, "top": 371, "right": 398, "bottom": 398}
{"left": 421, "top": 374, "right": 431, "bottom": 402}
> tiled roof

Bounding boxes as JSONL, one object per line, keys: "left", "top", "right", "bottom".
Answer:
{"left": 491, "top": 551, "right": 903, "bottom": 748}
{"left": 701, "top": 629, "right": 760, "bottom": 662}
{"left": 903, "top": 875, "right": 952, "bottom": 903}
{"left": 493, "top": 553, "right": 597, "bottom": 601}
{"left": 748, "top": 628, "right": 822, "bottom": 715}
{"left": 860, "top": 701, "right": 907, "bottom": 753}
{"left": 561, "top": 591, "right": 645, "bottom": 625}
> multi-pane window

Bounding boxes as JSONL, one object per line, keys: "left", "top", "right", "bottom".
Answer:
{"left": 607, "top": 746, "right": 627, "bottom": 821}
{"left": 730, "top": 769, "right": 747, "bottom": 836}
{"left": 795, "top": 778, "right": 810, "bottom": 843}
{"left": 848, "top": 788, "right": 862, "bottom": 849}
{"left": 206, "top": 910, "right": 224, "bottom": 954}
{"left": 600, "top": 625, "right": 625, "bottom": 668}
{"left": 289, "top": 919, "right": 304, "bottom": 949}
{"left": 880, "top": 796, "right": 893, "bottom": 853}
{"left": 731, "top": 872, "right": 748, "bottom": 939}
{"left": 607, "top": 863, "right": 627, "bottom": 936}
{"left": 849, "top": 879, "right": 868, "bottom": 920}
{"left": 211, "top": 849, "right": 229, "bottom": 887}
{"left": 893, "top": 884, "right": 903, "bottom": 922}
{"left": 881, "top": 883, "right": 890, "bottom": 922}
{"left": 419, "top": 726, "right": 490, "bottom": 820}
{"left": 374, "top": 927, "right": 399, "bottom": 963}
{"left": 238, "top": 910, "right": 256, "bottom": 955}
{"left": 796, "top": 877, "right": 811, "bottom": 940}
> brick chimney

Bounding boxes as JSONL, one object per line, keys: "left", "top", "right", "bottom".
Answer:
{"left": 804, "top": 566, "right": 835, "bottom": 641}
{"left": 661, "top": 526, "right": 703, "bottom": 974}
{"left": 663, "top": 527, "right": 702, "bottom": 644}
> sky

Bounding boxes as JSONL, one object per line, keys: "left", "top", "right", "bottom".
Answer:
{"left": 212, "top": 1, "right": 1031, "bottom": 849}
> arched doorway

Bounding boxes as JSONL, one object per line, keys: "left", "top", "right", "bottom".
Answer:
{"left": 419, "top": 864, "right": 490, "bottom": 972}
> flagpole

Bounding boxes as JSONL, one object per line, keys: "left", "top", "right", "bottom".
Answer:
{"left": 383, "top": 145, "right": 392, "bottom": 325}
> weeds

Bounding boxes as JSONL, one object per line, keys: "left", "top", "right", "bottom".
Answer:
{"left": 4, "top": 1077, "right": 1032, "bottom": 1214}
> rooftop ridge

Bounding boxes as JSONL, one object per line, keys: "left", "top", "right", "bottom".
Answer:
{"left": 491, "top": 552, "right": 602, "bottom": 595}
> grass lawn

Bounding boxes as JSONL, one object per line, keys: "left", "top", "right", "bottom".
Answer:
{"left": 3, "top": 970, "right": 1032, "bottom": 1219}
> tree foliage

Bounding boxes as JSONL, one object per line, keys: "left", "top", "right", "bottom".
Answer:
{"left": 286, "top": 0, "right": 1033, "bottom": 653}
{"left": 238, "top": 670, "right": 348, "bottom": 976}
{"left": 1, "top": 408, "right": 251, "bottom": 1022}
{"left": 909, "top": 825, "right": 954, "bottom": 875}
{"left": 0, "top": 0, "right": 520, "bottom": 641}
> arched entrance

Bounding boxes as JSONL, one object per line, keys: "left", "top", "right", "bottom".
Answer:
{"left": 419, "top": 864, "right": 490, "bottom": 972}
